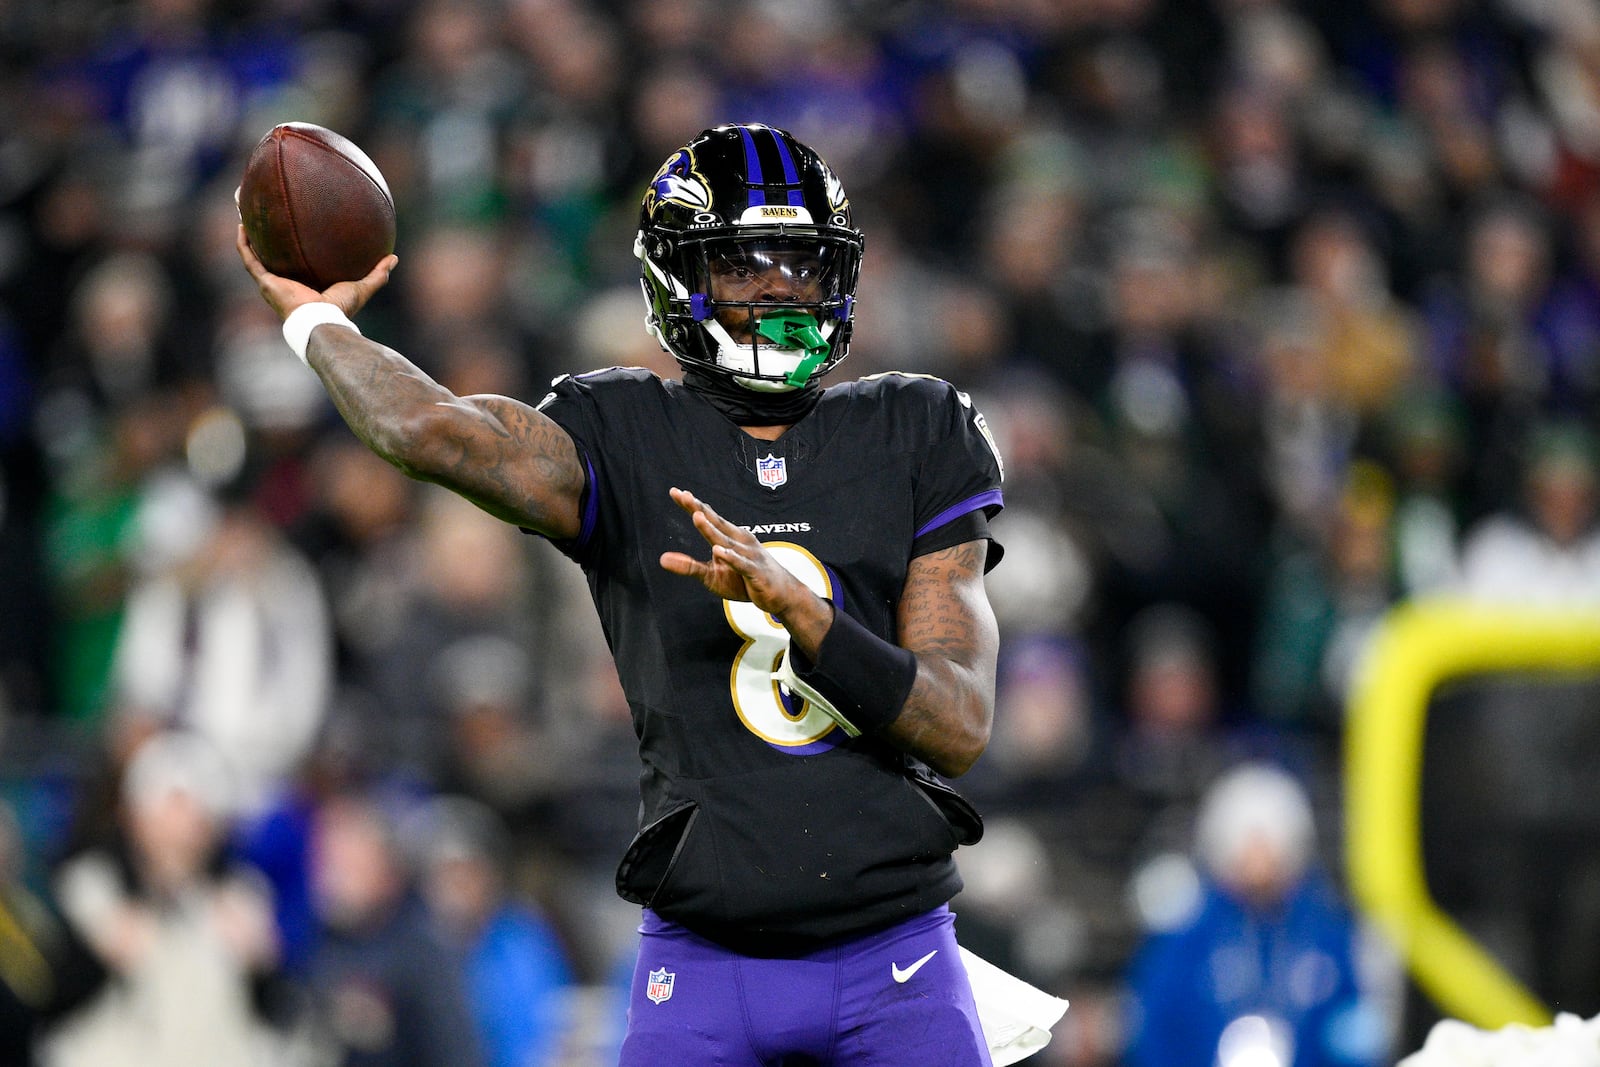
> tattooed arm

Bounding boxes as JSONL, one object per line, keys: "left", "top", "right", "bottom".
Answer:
{"left": 310, "top": 330, "right": 583, "bottom": 536}
{"left": 236, "top": 226, "right": 583, "bottom": 539}
{"left": 883, "top": 540, "right": 998, "bottom": 776}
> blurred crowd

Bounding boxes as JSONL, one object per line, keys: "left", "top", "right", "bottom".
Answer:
{"left": 2, "top": 0, "right": 1600, "bottom": 1063}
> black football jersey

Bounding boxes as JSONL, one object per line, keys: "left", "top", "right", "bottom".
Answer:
{"left": 534, "top": 367, "right": 1004, "bottom": 950}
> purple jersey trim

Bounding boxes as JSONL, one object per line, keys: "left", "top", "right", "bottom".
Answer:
{"left": 915, "top": 489, "right": 1003, "bottom": 539}
{"left": 577, "top": 452, "right": 600, "bottom": 548}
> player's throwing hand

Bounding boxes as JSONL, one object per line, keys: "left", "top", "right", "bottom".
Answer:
{"left": 236, "top": 221, "right": 397, "bottom": 322}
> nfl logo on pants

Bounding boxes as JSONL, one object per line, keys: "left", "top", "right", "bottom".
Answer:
{"left": 647, "top": 967, "right": 675, "bottom": 1004}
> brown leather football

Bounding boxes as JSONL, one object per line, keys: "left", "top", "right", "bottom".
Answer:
{"left": 239, "top": 123, "right": 395, "bottom": 291}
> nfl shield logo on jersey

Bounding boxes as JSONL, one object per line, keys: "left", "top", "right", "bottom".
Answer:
{"left": 756, "top": 453, "right": 787, "bottom": 490}
{"left": 646, "top": 967, "right": 676, "bottom": 1004}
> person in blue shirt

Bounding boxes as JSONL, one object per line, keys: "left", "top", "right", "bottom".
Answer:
{"left": 1123, "top": 762, "right": 1393, "bottom": 1067}
{"left": 412, "top": 796, "right": 573, "bottom": 1067}
{"left": 304, "top": 791, "right": 485, "bottom": 1067}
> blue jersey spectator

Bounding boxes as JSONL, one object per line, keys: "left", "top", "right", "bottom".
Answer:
{"left": 411, "top": 796, "right": 573, "bottom": 1067}
{"left": 1123, "top": 762, "right": 1392, "bottom": 1067}
{"left": 305, "top": 792, "right": 484, "bottom": 1067}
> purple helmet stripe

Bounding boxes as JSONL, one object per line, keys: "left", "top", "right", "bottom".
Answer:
{"left": 739, "top": 126, "right": 765, "bottom": 207}
{"left": 770, "top": 129, "right": 805, "bottom": 207}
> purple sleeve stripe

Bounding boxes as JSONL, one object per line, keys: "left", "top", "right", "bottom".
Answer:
{"left": 914, "top": 489, "right": 1004, "bottom": 539}
{"left": 577, "top": 453, "right": 600, "bottom": 548}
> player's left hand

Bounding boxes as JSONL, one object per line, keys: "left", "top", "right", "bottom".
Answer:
{"left": 660, "top": 487, "right": 812, "bottom": 618}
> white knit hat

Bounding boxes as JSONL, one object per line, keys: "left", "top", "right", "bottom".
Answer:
{"left": 122, "top": 729, "right": 235, "bottom": 818}
{"left": 1195, "top": 762, "right": 1315, "bottom": 882}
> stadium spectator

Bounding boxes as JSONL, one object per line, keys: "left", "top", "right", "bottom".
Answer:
{"left": 42, "top": 730, "right": 285, "bottom": 1067}
{"left": 1112, "top": 602, "right": 1236, "bottom": 816}
{"left": 1122, "top": 761, "right": 1393, "bottom": 1067}
{"left": 409, "top": 794, "right": 574, "bottom": 1067}
{"left": 302, "top": 790, "right": 485, "bottom": 1067}
{"left": 1251, "top": 462, "right": 1403, "bottom": 734}
{"left": 1254, "top": 288, "right": 1362, "bottom": 543}
{"left": 1374, "top": 387, "right": 1469, "bottom": 598}
{"left": 1419, "top": 197, "right": 1574, "bottom": 512}
{"left": 1456, "top": 420, "right": 1600, "bottom": 605}
{"left": 964, "top": 633, "right": 1098, "bottom": 819}
{"left": 40, "top": 395, "right": 171, "bottom": 725}
{"left": 344, "top": 489, "right": 541, "bottom": 786}
{"left": 107, "top": 471, "right": 332, "bottom": 817}
{"left": 1286, "top": 209, "right": 1419, "bottom": 419}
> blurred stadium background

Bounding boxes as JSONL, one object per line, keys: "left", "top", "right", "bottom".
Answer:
{"left": 1, "top": 0, "right": 1599, "bottom": 1064}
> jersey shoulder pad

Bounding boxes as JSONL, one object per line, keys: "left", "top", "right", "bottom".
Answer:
{"left": 854, "top": 373, "right": 1004, "bottom": 486}
{"left": 846, "top": 371, "right": 983, "bottom": 429}
{"left": 849, "top": 370, "right": 956, "bottom": 397}
{"left": 840, "top": 371, "right": 967, "bottom": 412}
{"left": 573, "top": 365, "right": 661, "bottom": 386}
{"left": 536, "top": 366, "right": 667, "bottom": 409}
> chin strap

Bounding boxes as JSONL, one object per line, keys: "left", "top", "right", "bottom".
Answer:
{"left": 755, "top": 311, "right": 831, "bottom": 387}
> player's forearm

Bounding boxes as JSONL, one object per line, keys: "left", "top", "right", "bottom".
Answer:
{"left": 882, "top": 659, "right": 994, "bottom": 777}
{"left": 306, "top": 325, "right": 458, "bottom": 477}
{"left": 887, "top": 540, "right": 998, "bottom": 776}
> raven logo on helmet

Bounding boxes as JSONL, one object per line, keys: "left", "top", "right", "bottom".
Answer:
{"left": 825, "top": 166, "right": 849, "bottom": 218}
{"left": 644, "top": 148, "right": 712, "bottom": 218}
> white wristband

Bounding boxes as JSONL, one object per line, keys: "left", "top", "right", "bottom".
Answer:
{"left": 282, "top": 302, "right": 360, "bottom": 364}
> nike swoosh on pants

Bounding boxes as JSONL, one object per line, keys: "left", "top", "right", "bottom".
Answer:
{"left": 891, "top": 949, "right": 939, "bottom": 983}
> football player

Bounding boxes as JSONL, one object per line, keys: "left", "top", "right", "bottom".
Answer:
{"left": 239, "top": 123, "right": 1006, "bottom": 1065}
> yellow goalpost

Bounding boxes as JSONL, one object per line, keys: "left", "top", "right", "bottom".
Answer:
{"left": 1344, "top": 599, "right": 1600, "bottom": 1028}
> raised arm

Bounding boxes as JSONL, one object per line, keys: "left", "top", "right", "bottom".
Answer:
{"left": 236, "top": 226, "right": 584, "bottom": 539}
{"left": 662, "top": 488, "right": 997, "bottom": 776}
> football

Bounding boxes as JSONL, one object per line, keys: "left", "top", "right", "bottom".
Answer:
{"left": 238, "top": 122, "right": 396, "bottom": 291}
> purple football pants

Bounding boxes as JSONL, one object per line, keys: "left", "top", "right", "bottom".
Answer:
{"left": 619, "top": 905, "right": 993, "bottom": 1066}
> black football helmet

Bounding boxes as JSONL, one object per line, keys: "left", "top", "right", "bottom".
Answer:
{"left": 636, "top": 124, "right": 864, "bottom": 391}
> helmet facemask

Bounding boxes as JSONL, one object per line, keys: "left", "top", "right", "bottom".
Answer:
{"left": 640, "top": 228, "right": 861, "bottom": 392}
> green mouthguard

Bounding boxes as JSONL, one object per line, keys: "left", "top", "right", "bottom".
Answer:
{"left": 754, "top": 310, "right": 831, "bottom": 387}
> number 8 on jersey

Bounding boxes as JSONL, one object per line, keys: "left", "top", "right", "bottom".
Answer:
{"left": 723, "top": 542, "right": 843, "bottom": 751}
